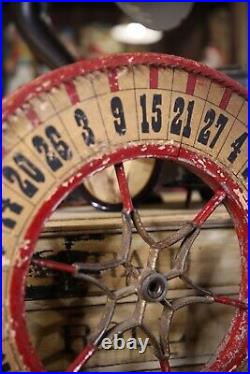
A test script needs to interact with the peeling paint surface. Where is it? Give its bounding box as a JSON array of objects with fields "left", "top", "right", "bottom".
[{"left": 2, "top": 53, "right": 247, "bottom": 372}]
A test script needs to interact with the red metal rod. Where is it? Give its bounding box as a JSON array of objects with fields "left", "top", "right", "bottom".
[
  {"left": 193, "top": 189, "right": 226, "bottom": 226},
  {"left": 114, "top": 162, "right": 133, "bottom": 213},
  {"left": 214, "top": 296, "right": 247, "bottom": 310},
  {"left": 32, "top": 258, "right": 77, "bottom": 274},
  {"left": 66, "top": 344, "right": 96, "bottom": 372},
  {"left": 160, "top": 359, "right": 171, "bottom": 372}
]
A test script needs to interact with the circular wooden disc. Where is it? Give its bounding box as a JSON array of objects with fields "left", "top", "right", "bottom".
[{"left": 2, "top": 53, "right": 247, "bottom": 372}]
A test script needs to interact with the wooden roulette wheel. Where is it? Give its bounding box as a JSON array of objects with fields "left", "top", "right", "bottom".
[{"left": 2, "top": 53, "right": 248, "bottom": 371}]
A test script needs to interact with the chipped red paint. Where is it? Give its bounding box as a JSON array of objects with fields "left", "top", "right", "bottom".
[
  {"left": 193, "top": 189, "right": 226, "bottom": 226},
  {"left": 32, "top": 258, "right": 78, "bottom": 274},
  {"left": 219, "top": 88, "right": 232, "bottom": 110},
  {"left": 66, "top": 344, "right": 96, "bottom": 372},
  {"left": 3, "top": 53, "right": 247, "bottom": 122},
  {"left": 160, "top": 359, "right": 171, "bottom": 372},
  {"left": 114, "top": 162, "right": 133, "bottom": 213},
  {"left": 3, "top": 53, "right": 247, "bottom": 371},
  {"left": 150, "top": 65, "right": 159, "bottom": 89},
  {"left": 9, "top": 144, "right": 247, "bottom": 372},
  {"left": 64, "top": 80, "right": 80, "bottom": 105},
  {"left": 108, "top": 68, "right": 119, "bottom": 92},
  {"left": 214, "top": 296, "right": 247, "bottom": 310},
  {"left": 24, "top": 105, "right": 40, "bottom": 127},
  {"left": 186, "top": 73, "right": 197, "bottom": 95}
]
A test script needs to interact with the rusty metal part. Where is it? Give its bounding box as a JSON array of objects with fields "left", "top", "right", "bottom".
[
  {"left": 139, "top": 272, "right": 168, "bottom": 302},
  {"left": 166, "top": 228, "right": 200, "bottom": 279},
  {"left": 32, "top": 177, "right": 246, "bottom": 371},
  {"left": 76, "top": 212, "right": 132, "bottom": 272},
  {"left": 160, "top": 296, "right": 214, "bottom": 361},
  {"left": 3, "top": 52, "right": 247, "bottom": 372}
]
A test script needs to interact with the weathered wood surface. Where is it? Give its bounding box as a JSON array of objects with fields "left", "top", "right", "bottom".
[
  {"left": 26, "top": 297, "right": 238, "bottom": 371},
  {"left": 42, "top": 204, "right": 232, "bottom": 235}
]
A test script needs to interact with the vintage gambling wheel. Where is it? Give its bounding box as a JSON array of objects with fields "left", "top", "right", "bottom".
[{"left": 2, "top": 53, "right": 248, "bottom": 372}]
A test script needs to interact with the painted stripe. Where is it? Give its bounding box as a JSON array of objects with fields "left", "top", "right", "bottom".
[
  {"left": 64, "top": 81, "right": 80, "bottom": 105},
  {"left": 186, "top": 73, "right": 197, "bottom": 95},
  {"left": 219, "top": 88, "right": 232, "bottom": 110},
  {"left": 24, "top": 106, "right": 40, "bottom": 127},
  {"left": 150, "top": 66, "right": 158, "bottom": 89},
  {"left": 108, "top": 69, "right": 119, "bottom": 92}
]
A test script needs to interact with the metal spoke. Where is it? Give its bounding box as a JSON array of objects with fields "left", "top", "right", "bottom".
[
  {"left": 66, "top": 289, "right": 137, "bottom": 371},
  {"left": 159, "top": 307, "right": 173, "bottom": 366},
  {"left": 132, "top": 299, "right": 147, "bottom": 324},
  {"left": 133, "top": 209, "right": 194, "bottom": 250},
  {"left": 132, "top": 209, "right": 156, "bottom": 246},
  {"left": 75, "top": 258, "right": 124, "bottom": 272},
  {"left": 133, "top": 189, "right": 225, "bottom": 253},
  {"left": 180, "top": 274, "right": 213, "bottom": 296},
  {"left": 66, "top": 301, "right": 115, "bottom": 373},
  {"left": 32, "top": 258, "right": 115, "bottom": 299},
  {"left": 106, "top": 319, "right": 138, "bottom": 339},
  {"left": 166, "top": 228, "right": 200, "bottom": 279},
  {"left": 171, "top": 295, "right": 213, "bottom": 311},
  {"left": 160, "top": 358, "right": 171, "bottom": 372},
  {"left": 146, "top": 246, "right": 160, "bottom": 271},
  {"left": 77, "top": 212, "right": 132, "bottom": 272},
  {"left": 159, "top": 190, "right": 226, "bottom": 281},
  {"left": 75, "top": 273, "right": 115, "bottom": 300},
  {"left": 213, "top": 295, "right": 247, "bottom": 310},
  {"left": 114, "top": 162, "right": 133, "bottom": 213},
  {"left": 140, "top": 324, "right": 164, "bottom": 360},
  {"left": 66, "top": 344, "right": 96, "bottom": 372},
  {"left": 153, "top": 223, "right": 194, "bottom": 250},
  {"left": 29, "top": 171, "right": 238, "bottom": 374},
  {"left": 32, "top": 258, "right": 78, "bottom": 274},
  {"left": 132, "top": 208, "right": 197, "bottom": 275},
  {"left": 114, "top": 285, "right": 136, "bottom": 300},
  {"left": 193, "top": 189, "right": 226, "bottom": 227},
  {"left": 160, "top": 294, "right": 213, "bottom": 372},
  {"left": 90, "top": 299, "right": 117, "bottom": 344}
]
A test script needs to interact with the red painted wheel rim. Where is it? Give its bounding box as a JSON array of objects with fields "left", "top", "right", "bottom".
[
  {"left": 3, "top": 53, "right": 247, "bottom": 124},
  {"left": 9, "top": 144, "right": 247, "bottom": 372}
]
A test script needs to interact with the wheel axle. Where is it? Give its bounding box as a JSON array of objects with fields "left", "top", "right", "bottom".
[{"left": 140, "top": 272, "right": 168, "bottom": 302}]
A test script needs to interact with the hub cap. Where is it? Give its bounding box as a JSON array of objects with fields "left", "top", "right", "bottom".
[{"left": 140, "top": 272, "right": 168, "bottom": 302}]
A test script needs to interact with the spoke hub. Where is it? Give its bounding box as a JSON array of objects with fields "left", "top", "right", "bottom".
[{"left": 140, "top": 272, "right": 168, "bottom": 302}]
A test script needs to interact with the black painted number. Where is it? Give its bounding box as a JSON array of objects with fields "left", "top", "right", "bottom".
[
  {"left": 45, "top": 126, "right": 72, "bottom": 160},
  {"left": 3, "top": 153, "right": 45, "bottom": 198},
  {"left": 111, "top": 97, "right": 126, "bottom": 136},
  {"left": 2, "top": 198, "right": 23, "bottom": 230},
  {"left": 32, "top": 126, "right": 72, "bottom": 172},
  {"left": 241, "top": 166, "right": 248, "bottom": 180},
  {"left": 197, "top": 109, "right": 228, "bottom": 148},
  {"left": 227, "top": 132, "right": 247, "bottom": 163},
  {"left": 75, "top": 108, "right": 95, "bottom": 146},
  {"left": 140, "top": 94, "right": 162, "bottom": 133},
  {"left": 170, "top": 97, "right": 194, "bottom": 138}
]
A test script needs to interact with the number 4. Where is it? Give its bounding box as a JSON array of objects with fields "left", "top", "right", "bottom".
[{"left": 228, "top": 132, "right": 247, "bottom": 163}]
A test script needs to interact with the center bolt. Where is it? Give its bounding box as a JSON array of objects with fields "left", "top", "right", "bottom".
[{"left": 140, "top": 272, "right": 168, "bottom": 302}]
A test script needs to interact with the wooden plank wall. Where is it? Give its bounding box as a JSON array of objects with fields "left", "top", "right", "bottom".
[{"left": 25, "top": 206, "right": 244, "bottom": 371}]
